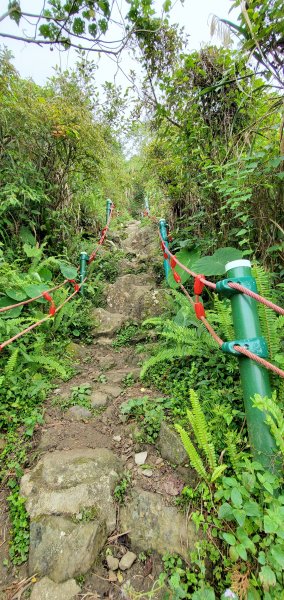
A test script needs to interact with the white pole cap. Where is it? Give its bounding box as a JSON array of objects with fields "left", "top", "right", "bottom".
[{"left": 225, "top": 259, "right": 251, "bottom": 272}]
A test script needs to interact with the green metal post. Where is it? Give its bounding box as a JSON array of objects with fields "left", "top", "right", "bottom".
[
  {"left": 159, "top": 218, "right": 170, "bottom": 280},
  {"left": 106, "top": 199, "right": 112, "bottom": 224},
  {"left": 144, "top": 196, "right": 150, "bottom": 215},
  {"left": 79, "top": 251, "right": 89, "bottom": 295},
  {"left": 223, "top": 259, "right": 277, "bottom": 470}
]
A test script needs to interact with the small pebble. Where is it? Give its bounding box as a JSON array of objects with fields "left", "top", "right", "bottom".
[
  {"left": 155, "top": 457, "right": 164, "bottom": 465},
  {"left": 135, "top": 451, "right": 147, "bottom": 466},
  {"left": 140, "top": 469, "right": 153, "bottom": 478},
  {"left": 113, "top": 435, "right": 122, "bottom": 442},
  {"left": 106, "top": 555, "right": 119, "bottom": 571},
  {"left": 119, "top": 551, "right": 137, "bottom": 571},
  {"left": 108, "top": 570, "right": 117, "bottom": 582}
]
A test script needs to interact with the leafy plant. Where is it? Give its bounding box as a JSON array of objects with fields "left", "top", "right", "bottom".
[
  {"left": 113, "top": 471, "right": 131, "bottom": 504},
  {"left": 121, "top": 396, "right": 172, "bottom": 442},
  {"left": 175, "top": 390, "right": 227, "bottom": 483}
]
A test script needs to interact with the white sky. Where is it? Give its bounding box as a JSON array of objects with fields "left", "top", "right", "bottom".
[{"left": 0, "top": 0, "right": 239, "bottom": 88}]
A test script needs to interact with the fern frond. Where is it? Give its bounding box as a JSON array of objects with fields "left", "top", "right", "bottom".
[
  {"left": 225, "top": 431, "right": 241, "bottom": 473},
  {"left": 140, "top": 345, "right": 195, "bottom": 377},
  {"left": 5, "top": 348, "right": 19, "bottom": 376},
  {"left": 175, "top": 424, "right": 208, "bottom": 481},
  {"left": 211, "top": 464, "right": 227, "bottom": 482},
  {"left": 29, "top": 354, "right": 67, "bottom": 378},
  {"left": 253, "top": 392, "right": 284, "bottom": 456},
  {"left": 187, "top": 389, "right": 217, "bottom": 470},
  {"left": 212, "top": 295, "right": 234, "bottom": 340},
  {"left": 252, "top": 265, "right": 280, "bottom": 358}
]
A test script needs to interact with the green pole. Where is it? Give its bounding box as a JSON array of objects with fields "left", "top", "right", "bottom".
[
  {"left": 106, "top": 199, "right": 112, "bottom": 223},
  {"left": 220, "top": 259, "right": 277, "bottom": 471},
  {"left": 159, "top": 218, "right": 170, "bottom": 280},
  {"left": 144, "top": 196, "right": 150, "bottom": 215},
  {"left": 79, "top": 252, "right": 89, "bottom": 295}
]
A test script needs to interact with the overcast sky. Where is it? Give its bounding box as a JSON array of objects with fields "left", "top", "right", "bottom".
[{"left": 0, "top": 0, "right": 239, "bottom": 88}]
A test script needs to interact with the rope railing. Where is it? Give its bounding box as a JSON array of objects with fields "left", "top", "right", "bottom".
[
  {"left": 0, "top": 200, "right": 114, "bottom": 351},
  {"left": 143, "top": 213, "right": 284, "bottom": 381}
]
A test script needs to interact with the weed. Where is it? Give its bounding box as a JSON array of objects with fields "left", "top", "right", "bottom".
[
  {"left": 120, "top": 396, "right": 172, "bottom": 443},
  {"left": 122, "top": 373, "right": 135, "bottom": 387},
  {"left": 113, "top": 471, "right": 131, "bottom": 504},
  {"left": 60, "top": 384, "right": 92, "bottom": 411},
  {"left": 7, "top": 487, "right": 29, "bottom": 565},
  {"left": 112, "top": 323, "right": 140, "bottom": 348}
]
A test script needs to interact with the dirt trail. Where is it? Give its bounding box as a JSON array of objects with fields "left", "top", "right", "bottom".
[{"left": 1, "top": 220, "right": 195, "bottom": 600}]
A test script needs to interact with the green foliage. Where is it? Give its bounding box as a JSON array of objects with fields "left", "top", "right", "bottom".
[
  {"left": 253, "top": 392, "right": 284, "bottom": 457},
  {"left": 7, "top": 487, "right": 29, "bottom": 565},
  {"left": 120, "top": 396, "right": 172, "bottom": 442},
  {"left": 112, "top": 323, "right": 140, "bottom": 348},
  {"left": 59, "top": 384, "right": 92, "bottom": 411},
  {"left": 113, "top": 471, "right": 131, "bottom": 504},
  {"left": 175, "top": 390, "right": 227, "bottom": 483}
]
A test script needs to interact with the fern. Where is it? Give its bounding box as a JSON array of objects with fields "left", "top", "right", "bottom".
[
  {"left": 175, "top": 389, "right": 226, "bottom": 483},
  {"left": 141, "top": 346, "right": 196, "bottom": 378},
  {"left": 253, "top": 392, "right": 284, "bottom": 456},
  {"left": 29, "top": 354, "right": 67, "bottom": 378},
  {"left": 175, "top": 423, "right": 208, "bottom": 481},
  {"left": 252, "top": 264, "right": 281, "bottom": 359},
  {"left": 5, "top": 348, "right": 19, "bottom": 376},
  {"left": 187, "top": 389, "right": 217, "bottom": 470},
  {"left": 211, "top": 295, "right": 234, "bottom": 340}
]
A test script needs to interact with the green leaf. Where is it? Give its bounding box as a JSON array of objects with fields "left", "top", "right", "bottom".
[
  {"left": 270, "top": 545, "right": 284, "bottom": 568},
  {"left": 38, "top": 267, "right": 53, "bottom": 282},
  {"left": 223, "top": 532, "right": 236, "bottom": 545},
  {"left": 59, "top": 262, "right": 78, "bottom": 280},
  {"left": 232, "top": 508, "right": 246, "bottom": 526},
  {"left": 259, "top": 565, "right": 276, "bottom": 590},
  {"left": 264, "top": 515, "right": 278, "bottom": 534},
  {"left": 243, "top": 501, "right": 261, "bottom": 517},
  {"left": 235, "top": 543, "right": 247, "bottom": 560},
  {"left": 218, "top": 502, "right": 234, "bottom": 520},
  {"left": 191, "top": 247, "right": 243, "bottom": 276},
  {"left": 22, "top": 283, "right": 49, "bottom": 302},
  {"left": 6, "top": 289, "right": 28, "bottom": 301},
  {"left": 0, "top": 296, "right": 23, "bottom": 318},
  {"left": 231, "top": 487, "right": 243, "bottom": 508},
  {"left": 167, "top": 249, "right": 200, "bottom": 289},
  {"left": 20, "top": 226, "right": 36, "bottom": 246}
]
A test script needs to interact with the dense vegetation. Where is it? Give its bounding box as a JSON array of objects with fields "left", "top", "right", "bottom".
[{"left": 0, "top": 0, "right": 284, "bottom": 597}]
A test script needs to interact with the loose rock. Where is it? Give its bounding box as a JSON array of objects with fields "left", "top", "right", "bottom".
[
  {"left": 106, "top": 555, "right": 119, "bottom": 571},
  {"left": 157, "top": 421, "right": 188, "bottom": 465},
  {"left": 30, "top": 576, "right": 80, "bottom": 600},
  {"left": 119, "top": 551, "right": 137, "bottom": 571},
  {"left": 135, "top": 451, "right": 147, "bottom": 466},
  {"left": 91, "top": 391, "right": 108, "bottom": 408}
]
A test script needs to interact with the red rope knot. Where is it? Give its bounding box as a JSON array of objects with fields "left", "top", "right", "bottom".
[
  {"left": 68, "top": 279, "right": 80, "bottom": 292},
  {"left": 194, "top": 302, "right": 206, "bottom": 320},
  {"left": 42, "top": 291, "right": 56, "bottom": 316},
  {"left": 173, "top": 272, "right": 181, "bottom": 283},
  {"left": 163, "top": 252, "right": 168, "bottom": 260},
  {"left": 194, "top": 275, "right": 205, "bottom": 296},
  {"left": 161, "top": 241, "right": 166, "bottom": 251},
  {"left": 170, "top": 256, "right": 177, "bottom": 268}
]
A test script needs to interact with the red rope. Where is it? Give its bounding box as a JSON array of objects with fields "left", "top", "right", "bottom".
[
  {"left": 0, "top": 280, "right": 68, "bottom": 313},
  {"left": 168, "top": 261, "right": 284, "bottom": 378},
  {"left": 228, "top": 282, "right": 284, "bottom": 316},
  {"left": 88, "top": 203, "right": 114, "bottom": 264},
  {"left": 157, "top": 228, "right": 284, "bottom": 314},
  {"left": 0, "top": 281, "right": 84, "bottom": 351}
]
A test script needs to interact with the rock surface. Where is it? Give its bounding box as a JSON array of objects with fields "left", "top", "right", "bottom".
[
  {"left": 157, "top": 421, "right": 188, "bottom": 465},
  {"left": 66, "top": 405, "right": 93, "bottom": 420},
  {"left": 21, "top": 448, "right": 122, "bottom": 581},
  {"left": 120, "top": 489, "right": 198, "bottom": 561},
  {"left": 106, "top": 274, "right": 166, "bottom": 320},
  {"left": 29, "top": 515, "right": 106, "bottom": 582},
  {"left": 119, "top": 551, "right": 137, "bottom": 571},
  {"left": 30, "top": 577, "right": 80, "bottom": 600},
  {"left": 92, "top": 308, "right": 127, "bottom": 336},
  {"left": 106, "top": 555, "right": 119, "bottom": 571},
  {"left": 91, "top": 391, "right": 108, "bottom": 407}
]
